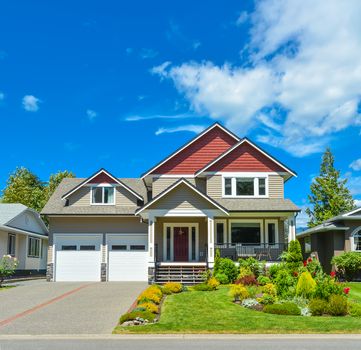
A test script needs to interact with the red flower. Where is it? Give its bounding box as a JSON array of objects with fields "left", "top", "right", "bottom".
[
  {"left": 312, "top": 272, "right": 316, "bottom": 276},
  {"left": 330, "top": 271, "right": 336, "bottom": 278},
  {"left": 307, "top": 257, "right": 313, "bottom": 263},
  {"left": 303, "top": 261, "right": 307, "bottom": 266},
  {"left": 293, "top": 271, "right": 299, "bottom": 277},
  {"left": 344, "top": 287, "right": 350, "bottom": 295}
]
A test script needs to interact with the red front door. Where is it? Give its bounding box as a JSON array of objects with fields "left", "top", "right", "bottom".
[{"left": 173, "top": 227, "right": 189, "bottom": 262}]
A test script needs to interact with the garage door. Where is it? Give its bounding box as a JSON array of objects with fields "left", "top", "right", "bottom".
[
  {"left": 107, "top": 234, "right": 148, "bottom": 281},
  {"left": 55, "top": 234, "right": 102, "bottom": 282}
]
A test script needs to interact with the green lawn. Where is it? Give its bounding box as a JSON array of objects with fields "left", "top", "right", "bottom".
[{"left": 114, "top": 283, "right": 361, "bottom": 334}]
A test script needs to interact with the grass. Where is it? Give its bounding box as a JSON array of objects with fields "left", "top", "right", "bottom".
[
  {"left": 0, "top": 285, "right": 15, "bottom": 291},
  {"left": 114, "top": 283, "right": 361, "bottom": 334}
]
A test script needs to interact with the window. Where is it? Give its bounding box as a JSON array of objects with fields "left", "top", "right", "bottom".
[
  {"left": 91, "top": 186, "right": 115, "bottom": 204},
  {"left": 304, "top": 236, "right": 311, "bottom": 253},
  {"left": 191, "top": 227, "right": 196, "bottom": 260},
  {"left": 223, "top": 176, "right": 267, "bottom": 197},
  {"left": 352, "top": 229, "right": 361, "bottom": 251},
  {"left": 8, "top": 234, "right": 16, "bottom": 256},
  {"left": 61, "top": 245, "right": 77, "bottom": 251},
  {"left": 166, "top": 227, "right": 171, "bottom": 261},
  {"left": 231, "top": 222, "right": 261, "bottom": 244},
  {"left": 267, "top": 223, "right": 276, "bottom": 244},
  {"left": 79, "top": 245, "right": 95, "bottom": 251},
  {"left": 28, "top": 237, "right": 41, "bottom": 257},
  {"left": 130, "top": 245, "right": 146, "bottom": 251},
  {"left": 112, "top": 245, "right": 127, "bottom": 251},
  {"left": 216, "top": 222, "right": 225, "bottom": 244}
]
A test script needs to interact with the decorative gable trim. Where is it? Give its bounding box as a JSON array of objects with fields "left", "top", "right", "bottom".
[
  {"left": 61, "top": 168, "right": 143, "bottom": 201},
  {"left": 194, "top": 138, "right": 297, "bottom": 178},
  {"left": 140, "top": 122, "right": 240, "bottom": 179},
  {"left": 135, "top": 178, "right": 229, "bottom": 215}
]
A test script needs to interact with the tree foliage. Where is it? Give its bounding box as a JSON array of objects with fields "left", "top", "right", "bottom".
[
  {"left": 1, "top": 167, "right": 75, "bottom": 212},
  {"left": 306, "top": 148, "right": 354, "bottom": 227}
]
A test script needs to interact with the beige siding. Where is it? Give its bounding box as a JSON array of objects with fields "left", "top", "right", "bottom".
[
  {"left": 152, "top": 177, "right": 197, "bottom": 197},
  {"left": 148, "top": 183, "right": 216, "bottom": 210},
  {"left": 206, "top": 175, "right": 222, "bottom": 199},
  {"left": 47, "top": 245, "right": 53, "bottom": 264},
  {"left": 115, "top": 187, "right": 139, "bottom": 207},
  {"left": 269, "top": 175, "right": 284, "bottom": 198},
  {"left": 68, "top": 187, "right": 90, "bottom": 206}
]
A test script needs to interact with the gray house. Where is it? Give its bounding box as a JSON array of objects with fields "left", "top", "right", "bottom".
[{"left": 298, "top": 207, "right": 361, "bottom": 272}]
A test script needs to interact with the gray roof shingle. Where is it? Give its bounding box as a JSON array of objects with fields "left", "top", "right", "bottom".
[
  {"left": 0, "top": 203, "right": 28, "bottom": 225},
  {"left": 216, "top": 198, "right": 300, "bottom": 212}
]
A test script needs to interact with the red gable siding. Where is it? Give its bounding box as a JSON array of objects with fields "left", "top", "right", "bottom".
[
  {"left": 151, "top": 126, "right": 238, "bottom": 175},
  {"left": 88, "top": 172, "right": 117, "bottom": 184},
  {"left": 207, "top": 142, "right": 285, "bottom": 173}
]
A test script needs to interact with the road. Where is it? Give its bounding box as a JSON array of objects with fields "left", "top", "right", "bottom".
[{"left": 0, "top": 336, "right": 361, "bottom": 350}]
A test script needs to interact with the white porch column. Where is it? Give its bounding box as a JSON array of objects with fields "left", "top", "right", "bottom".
[
  {"left": 207, "top": 217, "right": 215, "bottom": 267},
  {"left": 148, "top": 218, "right": 155, "bottom": 267},
  {"left": 288, "top": 214, "right": 296, "bottom": 242}
]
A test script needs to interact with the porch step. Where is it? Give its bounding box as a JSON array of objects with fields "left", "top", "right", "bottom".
[{"left": 155, "top": 264, "right": 207, "bottom": 285}]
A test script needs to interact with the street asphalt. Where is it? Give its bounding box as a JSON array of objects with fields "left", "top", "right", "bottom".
[{"left": 0, "top": 280, "right": 146, "bottom": 335}]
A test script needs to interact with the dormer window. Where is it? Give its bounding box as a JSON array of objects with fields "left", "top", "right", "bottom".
[
  {"left": 223, "top": 175, "right": 268, "bottom": 198},
  {"left": 91, "top": 186, "right": 115, "bottom": 204}
]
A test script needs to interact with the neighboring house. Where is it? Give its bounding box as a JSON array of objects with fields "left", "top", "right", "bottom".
[
  {"left": 41, "top": 123, "right": 300, "bottom": 283},
  {"left": 0, "top": 204, "right": 48, "bottom": 275},
  {"left": 298, "top": 207, "right": 361, "bottom": 273}
]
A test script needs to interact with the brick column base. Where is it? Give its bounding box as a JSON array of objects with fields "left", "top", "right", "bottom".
[
  {"left": 46, "top": 263, "right": 54, "bottom": 282},
  {"left": 101, "top": 263, "right": 107, "bottom": 282}
]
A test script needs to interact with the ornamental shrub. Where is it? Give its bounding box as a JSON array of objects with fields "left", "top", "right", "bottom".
[
  {"left": 137, "top": 286, "right": 162, "bottom": 304},
  {"left": 207, "top": 277, "right": 220, "bottom": 290},
  {"left": 313, "top": 275, "right": 343, "bottom": 300},
  {"left": 268, "top": 262, "right": 286, "bottom": 279},
  {"left": 213, "top": 249, "right": 221, "bottom": 275},
  {"left": 214, "top": 273, "right": 229, "bottom": 284},
  {"left": 309, "top": 298, "right": 328, "bottom": 316},
  {"left": 263, "top": 302, "right": 301, "bottom": 316},
  {"left": 349, "top": 302, "right": 361, "bottom": 317},
  {"left": 262, "top": 283, "right": 277, "bottom": 297},
  {"left": 332, "top": 252, "right": 361, "bottom": 281},
  {"left": 274, "top": 269, "right": 295, "bottom": 297},
  {"left": 282, "top": 240, "right": 303, "bottom": 270},
  {"left": 296, "top": 271, "right": 316, "bottom": 298},
  {"left": 257, "top": 294, "right": 276, "bottom": 305},
  {"left": 239, "top": 257, "right": 264, "bottom": 277},
  {"left": 0, "top": 255, "right": 18, "bottom": 286},
  {"left": 119, "top": 310, "right": 156, "bottom": 324},
  {"left": 327, "top": 294, "right": 348, "bottom": 316},
  {"left": 162, "top": 282, "right": 182, "bottom": 294},
  {"left": 229, "top": 284, "right": 249, "bottom": 302},
  {"left": 217, "top": 258, "right": 238, "bottom": 283},
  {"left": 257, "top": 275, "right": 271, "bottom": 286},
  {"left": 238, "top": 266, "right": 253, "bottom": 279},
  {"left": 235, "top": 274, "right": 258, "bottom": 286},
  {"left": 303, "top": 257, "right": 323, "bottom": 277},
  {"left": 137, "top": 302, "right": 159, "bottom": 314}
]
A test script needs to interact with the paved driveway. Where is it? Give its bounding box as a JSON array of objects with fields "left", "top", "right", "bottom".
[{"left": 0, "top": 280, "right": 146, "bottom": 335}]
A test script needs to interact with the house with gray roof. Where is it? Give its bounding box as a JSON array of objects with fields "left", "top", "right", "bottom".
[
  {"left": 0, "top": 203, "right": 48, "bottom": 275},
  {"left": 41, "top": 123, "right": 300, "bottom": 283}
]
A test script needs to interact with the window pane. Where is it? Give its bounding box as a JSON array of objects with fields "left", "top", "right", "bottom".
[
  {"left": 80, "top": 245, "right": 96, "bottom": 251},
  {"left": 231, "top": 223, "right": 260, "bottom": 244},
  {"left": 259, "top": 178, "right": 266, "bottom": 196},
  {"left": 130, "top": 245, "right": 146, "bottom": 251},
  {"left": 112, "top": 245, "right": 127, "bottom": 251},
  {"left": 305, "top": 236, "right": 311, "bottom": 253},
  {"left": 104, "top": 187, "right": 114, "bottom": 203},
  {"left": 8, "top": 234, "right": 16, "bottom": 256},
  {"left": 191, "top": 227, "right": 196, "bottom": 260},
  {"left": 92, "top": 187, "right": 103, "bottom": 203},
  {"left": 224, "top": 178, "right": 232, "bottom": 195},
  {"left": 216, "top": 223, "right": 224, "bottom": 244},
  {"left": 354, "top": 234, "right": 361, "bottom": 251},
  {"left": 268, "top": 223, "right": 276, "bottom": 244},
  {"left": 236, "top": 178, "right": 254, "bottom": 196},
  {"left": 62, "top": 245, "right": 77, "bottom": 251}
]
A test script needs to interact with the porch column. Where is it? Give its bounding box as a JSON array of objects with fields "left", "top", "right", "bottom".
[
  {"left": 148, "top": 218, "right": 156, "bottom": 284},
  {"left": 288, "top": 214, "right": 296, "bottom": 242},
  {"left": 207, "top": 217, "right": 215, "bottom": 267}
]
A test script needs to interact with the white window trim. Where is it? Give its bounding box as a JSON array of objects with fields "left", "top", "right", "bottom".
[
  {"left": 222, "top": 174, "right": 269, "bottom": 198},
  {"left": 214, "top": 219, "right": 227, "bottom": 244},
  {"left": 163, "top": 223, "right": 199, "bottom": 262},
  {"left": 90, "top": 185, "right": 116, "bottom": 205},
  {"left": 228, "top": 219, "right": 264, "bottom": 244},
  {"left": 350, "top": 230, "right": 361, "bottom": 252},
  {"left": 265, "top": 219, "right": 279, "bottom": 245}
]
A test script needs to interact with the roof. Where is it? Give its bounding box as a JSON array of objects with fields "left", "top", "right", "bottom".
[
  {"left": 141, "top": 122, "right": 240, "bottom": 179},
  {"left": 136, "top": 178, "right": 229, "bottom": 215},
  {"left": 195, "top": 138, "right": 297, "bottom": 178},
  {"left": 41, "top": 178, "right": 148, "bottom": 215},
  {"left": 297, "top": 222, "right": 349, "bottom": 238},
  {"left": 0, "top": 203, "right": 28, "bottom": 225},
  {"left": 215, "top": 198, "right": 300, "bottom": 212}
]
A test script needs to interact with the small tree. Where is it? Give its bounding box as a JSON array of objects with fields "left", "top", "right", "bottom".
[
  {"left": 306, "top": 148, "right": 355, "bottom": 227},
  {"left": 45, "top": 170, "right": 75, "bottom": 201},
  {"left": 0, "top": 255, "right": 18, "bottom": 287},
  {"left": 282, "top": 240, "right": 303, "bottom": 269}
]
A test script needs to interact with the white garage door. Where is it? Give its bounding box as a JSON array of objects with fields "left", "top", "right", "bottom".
[
  {"left": 55, "top": 234, "right": 102, "bottom": 282},
  {"left": 107, "top": 234, "right": 148, "bottom": 281}
]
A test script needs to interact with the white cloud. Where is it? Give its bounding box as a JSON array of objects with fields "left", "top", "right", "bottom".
[
  {"left": 236, "top": 11, "right": 249, "bottom": 25},
  {"left": 354, "top": 199, "right": 361, "bottom": 207},
  {"left": 125, "top": 113, "right": 196, "bottom": 122},
  {"left": 153, "top": 0, "right": 361, "bottom": 156},
  {"left": 296, "top": 205, "right": 309, "bottom": 229},
  {"left": 22, "top": 95, "right": 41, "bottom": 112},
  {"left": 350, "top": 158, "right": 361, "bottom": 171},
  {"left": 346, "top": 175, "right": 361, "bottom": 196},
  {"left": 155, "top": 124, "right": 206, "bottom": 136},
  {"left": 86, "top": 109, "right": 97, "bottom": 121}
]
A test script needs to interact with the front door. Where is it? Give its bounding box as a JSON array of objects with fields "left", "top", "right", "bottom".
[{"left": 173, "top": 227, "right": 189, "bottom": 261}]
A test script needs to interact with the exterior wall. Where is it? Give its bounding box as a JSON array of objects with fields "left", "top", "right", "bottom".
[
  {"left": 268, "top": 175, "right": 284, "bottom": 198},
  {"left": 344, "top": 220, "right": 361, "bottom": 251},
  {"left": 115, "top": 187, "right": 139, "bottom": 207},
  {"left": 68, "top": 187, "right": 90, "bottom": 206},
  {"left": 152, "top": 177, "right": 206, "bottom": 197},
  {"left": 206, "top": 175, "right": 222, "bottom": 199},
  {"left": 7, "top": 211, "right": 46, "bottom": 234},
  {"left": 154, "top": 217, "right": 208, "bottom": 262},
  {"left": 0, "top": 230, "right": 8, "bottom": 258}
]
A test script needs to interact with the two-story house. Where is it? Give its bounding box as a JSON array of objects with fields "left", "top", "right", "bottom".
[{"left": 41, "top": 123, "right": 300, "bottom": 283}]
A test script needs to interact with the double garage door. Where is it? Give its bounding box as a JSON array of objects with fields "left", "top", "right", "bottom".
[{"left": 54, "top": 234, "right": 148, "bottom": 282}]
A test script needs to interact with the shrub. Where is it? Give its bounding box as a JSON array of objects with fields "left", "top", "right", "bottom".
[
  {"left": 137, "top": 302, "right": 159, "bottom": 314},
  {"left": 257, "top": 275, "right": 271, "bottom": 286},
  {"left": 137, "top": 286, "right": 162, "bottom": 304},
  {"left": 207, "top": 277, "right": 220, "bottom": 290},
  {"left": 229, "top": 284, "right": 249, "bottom": 302},
  {"left": 217, "top": 258, "right": 238, "bottom": 283},
  {"left": 235, "top": 274, "right": 258, "bottom": 286},
  {"left": 193, "top": 283, "right": 214, "bottom": 291},
  {"left": 162, "top": 282, "right": 182, "bottom": 294},
  {"left": 313, "top": 275, "right": 343, "bottom": 300},
  {"left": 274, "top": 269, "right": 295, "bottom": 297},
  {"left": 309, "top": 298, "right": 328, "bottom": 316},
  {"left": 146, "top": 285, "right": 163, "bottom": 297},
  {"left": 332, "top": 252, "right": 361, "bottom": 281},
  {"left": 327, "top": 294, "right": 348, "bottom": 316},
  {"left": 246, "top": 285, "right": 258, "bottom": 298},
  {"left": 119, "top": 310, "right": 156, "bottom": 324},
  {"left": 238, "top": 266, "right": 253, "bottom": 279},
  {"left": 282, "top": 240, "right": 303, "bottom": 270},
  {"left": 257, "top": 293, "right": 276, "bottom": 305},
  {"left": 239, "top": 257, "right": 264, "bottom": 277},
  {"left": 268, "top": 262, "right": 286, "bottom": 279},
  {"left": 304, "top": 257, "right": 323, "bottom": 277},
  {"left": 241, "top": 298, "right": 262, "bottom": 311},
  {"left": 0, "top": 255, "right": 18, "bottom": 286},
  {"left": 263, "top": 302, "right": 301, "bottom": 316},
  {"left": 349, "top": 302, "right": 361, "bottom": 317},
  {"left": 213, "top": 249, "right": 221, "bottom": 276},
  {"left": 296, "top": 271, "right": 316, "bottom": 298},
  {"left": 215, "top": 273, "right": 229, "bottom": 284},
  {"left": 262, "top": 283, "right": 277, "bottom": 297}
]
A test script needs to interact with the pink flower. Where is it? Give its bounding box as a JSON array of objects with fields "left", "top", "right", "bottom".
[
  {"left": 344, "top": 287, "right": 350, "bottom": 295},
  {"left": 330, "top": 271, "right": 336, "bottom": 278}
]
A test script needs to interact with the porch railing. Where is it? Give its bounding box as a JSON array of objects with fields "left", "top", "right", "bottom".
[{"left": 214, "top": 243, "right": 288, "bottom": 262}]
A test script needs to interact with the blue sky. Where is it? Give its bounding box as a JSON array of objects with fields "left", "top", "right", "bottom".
[{"left": 1, "top": 0, "right": 361, "bottom": 226}]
